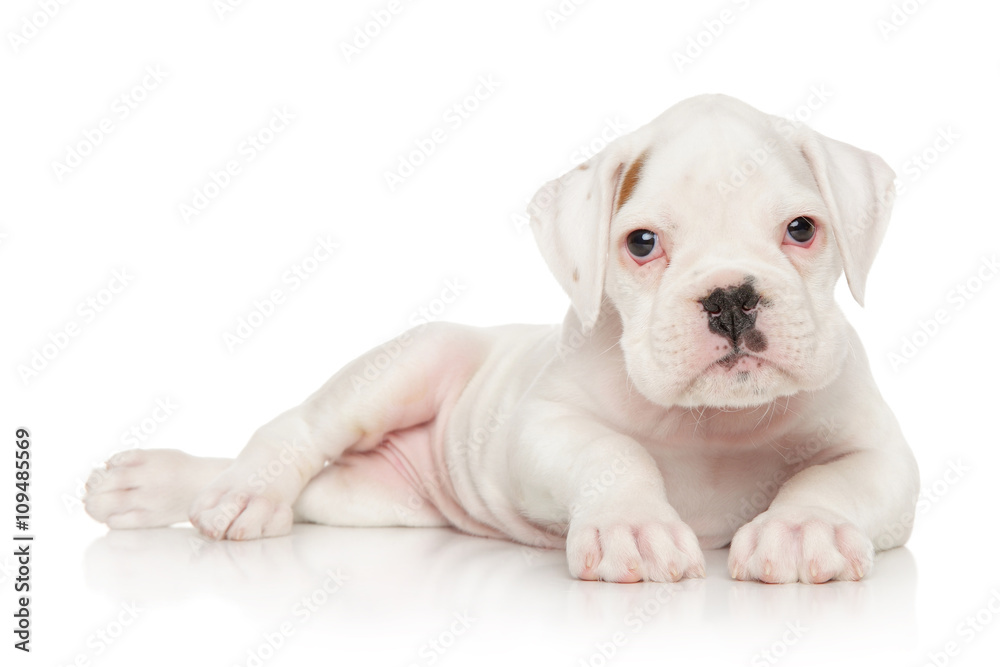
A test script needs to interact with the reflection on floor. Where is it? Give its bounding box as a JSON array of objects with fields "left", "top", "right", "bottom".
[{"left": 83, "top": 523, "right": 919, "bottom": 665}]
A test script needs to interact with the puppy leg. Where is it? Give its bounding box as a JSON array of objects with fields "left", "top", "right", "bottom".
[
  {"left": 84, "top": 448, "right": 447, "bottom": 533},
  {"left": 84, "top": 449, "right": 230, "bottom": 529},
  {"left": 728, "top": 446, "right": 919, "bottom": 583},
  {"left": 293, "top": 452, "right": 448, "bottom": 528},
  {"left": 187, "top": 322, "right": 488, "bottom": 541},
  {"left": 514, "top": 414, "right": 705, "bottom": 583}
]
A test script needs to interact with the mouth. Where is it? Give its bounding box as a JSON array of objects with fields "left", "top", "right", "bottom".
[
  {"left": 715, "top": 351, "right": 770, "bottom": 372},
  {"left": 665, "top": 348, "right": 795, "bottom": 409}
]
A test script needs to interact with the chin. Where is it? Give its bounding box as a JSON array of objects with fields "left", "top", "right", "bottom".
[{"left": 670, "top": 358, "right": 802, "bottom": 409}]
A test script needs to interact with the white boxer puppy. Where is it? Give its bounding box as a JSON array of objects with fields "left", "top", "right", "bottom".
[{"left": 85, "top": 94, "right": 919, "bottom": 584}]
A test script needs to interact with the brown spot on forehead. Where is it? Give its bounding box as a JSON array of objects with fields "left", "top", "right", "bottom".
[{"left": 616, "top": 150, "right": 648, "bottom": 213}]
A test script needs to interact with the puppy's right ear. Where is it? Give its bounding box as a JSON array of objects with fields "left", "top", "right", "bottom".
[{"left": 528, "top": 142, "right": 644, "bottom": 331}]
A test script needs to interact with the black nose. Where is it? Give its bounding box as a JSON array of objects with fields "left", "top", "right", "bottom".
[{"left": 700, "top": 283, "right": 763, "bottom": 348}]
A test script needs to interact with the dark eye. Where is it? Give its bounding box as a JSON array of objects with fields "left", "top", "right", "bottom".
[
  {"left": 626, "top": 229, "right": 658, "bottom": 258},
  {"left": 785, "top": 217, "right": 816, "bottom": 246}
]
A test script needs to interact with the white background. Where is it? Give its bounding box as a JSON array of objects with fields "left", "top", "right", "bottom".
[{"left": 2, "top": 0, "right": 999, "bottom": 665}]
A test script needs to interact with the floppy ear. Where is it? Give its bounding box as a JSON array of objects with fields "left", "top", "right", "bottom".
[
  {"left": 796, "top": 129, "right": 896, "bottom": 306},
  {"left": 528, "top": 143, "right": 643, "bottom": 330}
]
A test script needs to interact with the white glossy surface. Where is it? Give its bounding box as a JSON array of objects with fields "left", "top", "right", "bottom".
[
  {"left": 52, "top": 516, "right": 992, "bottom": 666},
  {"left": 3, "top": 0, "right": 999, "bottom": 665}
]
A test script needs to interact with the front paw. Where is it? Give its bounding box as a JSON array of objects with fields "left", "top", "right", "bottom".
[
  {"left": 728, "top": 507, "right": 874, "bottom": 584},
  {"left": 567, "top": 511, "right": 705, "bottom": 583},
  {"left": 188, "top": 469, "right": 293, "bottom": 541}
]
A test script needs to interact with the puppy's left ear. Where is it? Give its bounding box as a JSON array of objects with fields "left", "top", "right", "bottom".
[
  {"left": 796, "top": 129, "right": 896, "bottom": 306},
  {"left": 528, "top": 141, "right": 642, "bottom": 331}
]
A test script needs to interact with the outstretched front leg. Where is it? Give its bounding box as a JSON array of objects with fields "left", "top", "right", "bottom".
[
  {"left": 84, "top": 449, "right": 230, "bottom": 529},
  {"left": 84, "top": 447, "right": 450, "bottom": 532}
]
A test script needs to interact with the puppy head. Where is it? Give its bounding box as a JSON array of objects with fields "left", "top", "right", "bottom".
[{"left": 529, "top": 94, "right": 895, "bottom": 409}]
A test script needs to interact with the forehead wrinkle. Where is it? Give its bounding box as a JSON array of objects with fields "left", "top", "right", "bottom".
[
  {"left": 650, "top": 119, "right": 777, "bottom": 196},
  {"left": 620, "top": 111, "right": 825, "bottom": 236}
]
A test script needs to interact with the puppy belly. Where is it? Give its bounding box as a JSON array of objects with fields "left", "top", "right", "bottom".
[{"left": 373, "top": 426, "right": 508, "bottom": 540}]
